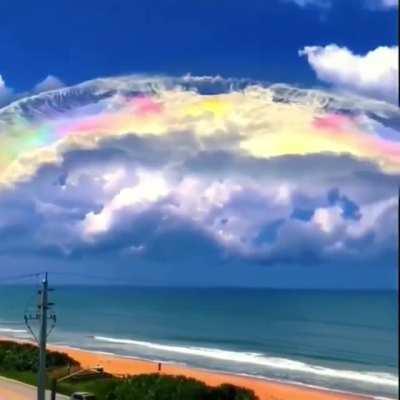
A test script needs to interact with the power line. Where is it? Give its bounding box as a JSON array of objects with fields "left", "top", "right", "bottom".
[
  {"left": 0, "top": 272, "right": 45, "bottom": 284},
  {"left": 1, "top": 271, "right": 137, "bottom": 285},
  {"left": 49, "top": 271, "right": 135, "bottom": 284}
]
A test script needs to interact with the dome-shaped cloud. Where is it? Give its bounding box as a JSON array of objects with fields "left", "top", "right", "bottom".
[{"left": 0, "top": 75, "right": 398, "bottom": 280}]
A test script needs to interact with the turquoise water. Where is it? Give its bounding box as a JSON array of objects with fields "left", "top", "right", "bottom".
[{"left": 0, "top": 286, "right": 398, "bottom": 398}]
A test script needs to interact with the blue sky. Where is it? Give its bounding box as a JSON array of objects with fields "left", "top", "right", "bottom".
[
  {"left": 0, "top": 0, "right": 398, "bottom": 288},
  {"left": 0, "top": 0, "right": 397, "bottom": 91}
]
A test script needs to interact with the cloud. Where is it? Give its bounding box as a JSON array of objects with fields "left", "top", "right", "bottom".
[
  {"left": 285, "top": 0, "right": 398, "bottom": 8},
  {"left": 382, "top": 0, "right": 398, "bottom": 7},
  {"left": 299, "top": 45, "right": 399, "bottom": 103},
  {"left": 0, "top": 74, "right": 13, "bottom": 106},
  {"left": 0, "top": 73, "right": 66, "bottom": 108},
  {"left": 367, "top": 0, "right": 398, "bottom": 9},
  {"left": 0, "top": 133, "right": 398, "bottom": 269},
  {"left": 283, "top": 0, "right": 331, "bottom": 8},
  {"left": 33, "top": 75, "right": 65, "bottom": 93},
  {"left": 1, "top": 76, "right": 399, "bottom": 190},
  {"left": 0, "top": 75, "right": 398, "bottom": 275}
]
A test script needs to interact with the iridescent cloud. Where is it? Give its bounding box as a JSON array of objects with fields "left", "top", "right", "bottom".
[
  {"left": 0, "top": 76, "right": 399, "bottom": 188},
  {"left": 0, "top": 76, "right": 398, "bottom": 270}
]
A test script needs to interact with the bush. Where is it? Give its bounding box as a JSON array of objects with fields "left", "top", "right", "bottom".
[
  {"left": 0, "top": 340, "right": 79, "bottom": 372},
  {"left": 210, "top": 383, "right": 258, "bottom": 400},
  {"left": 105, "top": 374, "right": 258, "bottom": 400}
]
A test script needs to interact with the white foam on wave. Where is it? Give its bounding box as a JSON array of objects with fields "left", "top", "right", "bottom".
[
  {"left": 374, "top": 397, "right": 396, "bottom": 400},
  {"left": 94, "top": 335, "right": 398, "bottom": 388},
  {"left": 0, "top": 328, "right": 27, "bottom": 334}
]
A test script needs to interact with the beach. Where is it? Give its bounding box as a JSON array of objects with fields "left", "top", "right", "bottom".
[
  {"left": 52, "top": 344, "right": 373, "bottom": 400},
  {"left": 0, "top": 336, "right": 371, "bottom": 400}
]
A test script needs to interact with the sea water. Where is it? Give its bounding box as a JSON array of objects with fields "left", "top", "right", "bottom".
[{"left": 0, "top": 286, "right": 397, "bottom": 398}]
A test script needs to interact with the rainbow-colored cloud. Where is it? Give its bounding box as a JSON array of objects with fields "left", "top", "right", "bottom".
[
  {"left": 0, "top": 76, "right": 399, "bottom": 187},
  {"left": 0, "top": 76, "right": 398, "bottom": 270}
]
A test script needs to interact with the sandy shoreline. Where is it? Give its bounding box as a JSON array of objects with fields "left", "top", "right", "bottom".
[{"left": 0, "top": 336, "right": 374, "bottom": 400}]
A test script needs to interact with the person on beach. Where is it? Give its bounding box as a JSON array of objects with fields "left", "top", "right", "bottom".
[{"left": 158, "top": 362, "right": 162, "bottom": 373}]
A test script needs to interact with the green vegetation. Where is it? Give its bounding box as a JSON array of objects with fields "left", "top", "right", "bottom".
[
  {"left": 0, "top": 340, "right": 80, "bottom": 391},
  {"left": 56, "top": 374, "right": 258, "bottom": 400},
  {"left": 0, "top": 341, "right": 258, "bottom": 399},
  {"left": 0, "top": 368, "right": 38, "bottom": 386},
  {"left": 57, "top": 377, "right": 116, "bottom": 398},
  {"left": 0, "top": 340, "right": 79, "bottom": 373},
  {"left": 104, "top": 374, "right": 258, "bottom": 400}
]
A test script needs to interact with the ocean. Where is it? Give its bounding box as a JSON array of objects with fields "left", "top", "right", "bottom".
[{"left": 0, "top": 286, "right": 398, "bottom": 399}]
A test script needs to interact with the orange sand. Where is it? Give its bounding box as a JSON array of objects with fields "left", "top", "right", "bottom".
[{"left": 50, "top": 345, "right": 370, "bottom": 400}]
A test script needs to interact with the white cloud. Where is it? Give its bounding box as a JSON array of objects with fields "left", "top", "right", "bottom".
[
  {"left": 286, "top": 0, "right": 398, "bottom": 8},
  {"left": 381, "top": 0, "right": 398, "bottom": 7},
  {"left": 0, "top": 132, "right": 397, "bottom": 268},
  {"left": 368, "top": 0, "right": 398, "bottom": 9},
  {"left": 284, "top": 0, "right": 330, "bottom": 7},
  {"left": 0, "top": 74, "right": 13, "bottom": 106},
  {"left": 0, "top": 73, "right": 65, "bottom": 107},
  {"left": 33, "top": 75, "right": 65, "bottom": 93},
  {"left": 83, "top": 170, "right": 169, "bottom": 237},
  {"left": 312, "top": 206, "right": 343, "bottom": 233},
  {"left": 299, "top": 44, "right": 399, "bottom": 103}
]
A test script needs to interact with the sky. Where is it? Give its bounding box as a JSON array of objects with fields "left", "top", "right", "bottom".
[
  {"left": 0, "top": 0, "right": 399, "bottom": 288},
  {"left": 0, "top": 0, "right": 397, "bottom": 93}
]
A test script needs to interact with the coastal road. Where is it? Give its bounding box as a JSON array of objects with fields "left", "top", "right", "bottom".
[{"left": 0, "top": 376, "right": 69, "bottom": 400}]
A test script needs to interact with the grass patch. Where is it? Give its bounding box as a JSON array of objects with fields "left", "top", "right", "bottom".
[{"left": 0, "top": 368, "right": 37, "bottom": 386}]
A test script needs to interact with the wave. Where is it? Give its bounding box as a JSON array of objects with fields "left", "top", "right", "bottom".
[
  {"left": 0, "top": 328, "right": 27, "bottom": 334},
  {"left": 374, "top": 397, "right": 396, "bottom": 400},
  {"left": 93, "top": 335, "right": 398, "bottom": 388}
]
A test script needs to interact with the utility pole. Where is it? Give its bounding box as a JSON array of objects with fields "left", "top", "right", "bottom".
[
  {"left": 24, "top": 272, "right": 56, "bottom": 400},
  {"left": 37, "top": 272, "right": 48, "bottom": 400}
]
